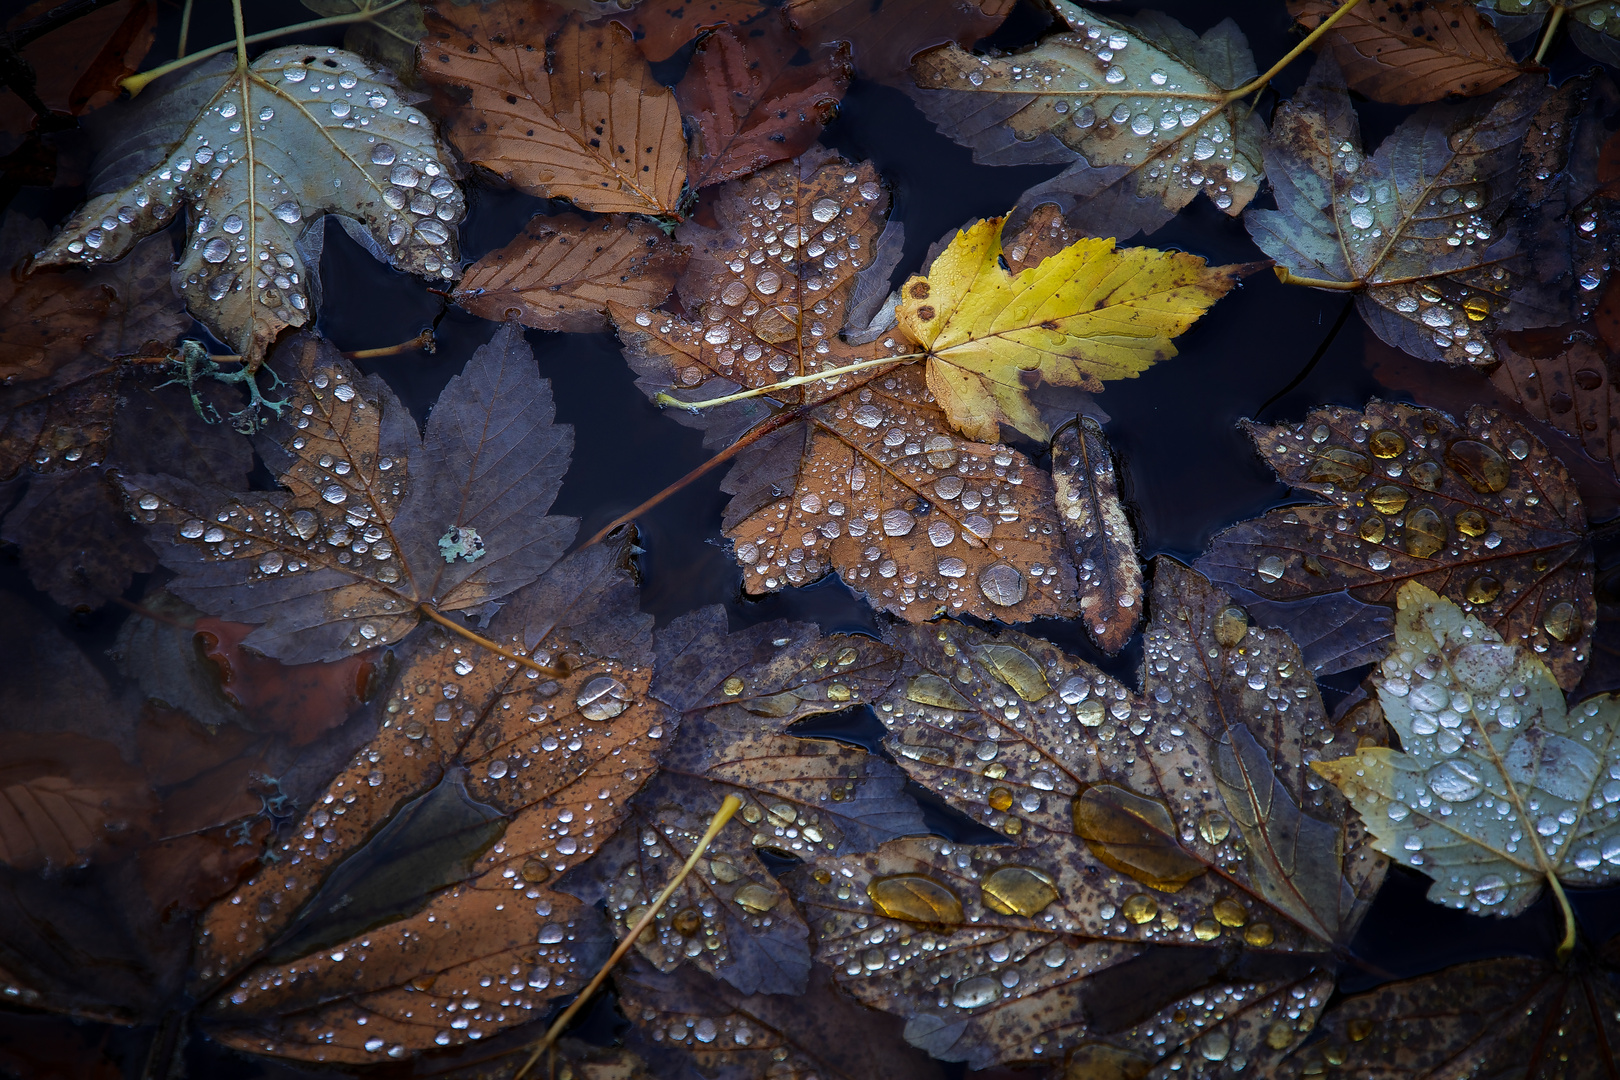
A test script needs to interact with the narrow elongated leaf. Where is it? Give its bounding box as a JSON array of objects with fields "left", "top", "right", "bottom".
[
  {"left": 1197, "top": 400, "right": 1594, "bottom": 690},
  {"left": 1052, "top": 417, "right": 1142, "bottom": 652},
  {"left": 1315, "top": 583, "right": 1620, "bottom": 916}
]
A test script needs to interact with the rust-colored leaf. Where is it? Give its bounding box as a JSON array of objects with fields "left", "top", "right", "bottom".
[
  {"left": 454, "top": 213, "right": 687, "bottom": 333},
  {"left": 198, "top": 539, "right": 667, "bottom": 1064},
  {"left": 422, "top": 3, "right": 687, "bottom": 215},
  {"left": 1491, "top": 326, "right": 1620, "bottom": 486},
  {"left": 606, "top": 0, "right": 767, "bottom": 63},
  {"left": 1052, "top": 416, "right": 1142, "bottom": 653},
  {"left": 785, "top": 0, "right": 1013, "bottom": 80},
  {"left": 0, "top": 733, "right": 153, "bottom": 872},
  {"left": 1197, "top": 401, "right": 1594, "bottom": 690},
  {"left": 1288, "top": 0, "right": 1528, "bottom": 105},
  {"left": 0, "top": 1, "right": 157, "bottom": 150},
  {"left": 676, "top": 20, "right": 853, "bottom": 190},
  {"left": 793, "top": 560, "right": 1386, "bottom": 1069}
]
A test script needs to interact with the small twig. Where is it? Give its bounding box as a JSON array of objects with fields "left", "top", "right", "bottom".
[
  {"left": 654, "top": 353, "right": 922, "bottom": 413},
  {"left": 1534, "top": 3, "right": 1567, "bottom": 65},
  {"left": 344, "top": 328, "right": 436, "bottom": 359},
  {"left": 512, "top": 795, "right": 744, "bottom": 1080},
  {"left": 176, "top": 0, "right": 194, "bottom": 57},
  {"left": 1226, "top": 0, "right": 1366, "bottom": 104},
  {"left": 417, "top": 604, "right": 568, "bottom": 679},
  {"left": 1273, "top": 266, "right": 1363, "bottom": 291}
]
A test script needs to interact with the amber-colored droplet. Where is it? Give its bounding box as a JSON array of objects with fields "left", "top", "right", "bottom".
[
  {"left": 1534, "top": 555, "right": 1549, "bottom": 572},
  {"left": 984, "top": 761, "right": 1007, "bottom": 779},
  {"left": 1445, "top": 439, "right": 1511, "bottom": 493},
  {"left": 1324, "top": 1044, "right": 1348, "bottom": 1066},
  {"left": 1408, "top": 461, "right": 1442, "bottom": 490},
  {"left": 722, "top": 676, "right": 745, "bottom": 696},
  {"left": 906, "top": 673, "right": 972, "bottom": 710},
  {"left": 409, "top": 974, "right": 438, "bottom": 992},
  {"left": 1266, "top": 1022, "right": 1295, "bottom": 1051},
  {"left": 1358, "top": 516, "right": 1385, "bottom": 544},
  {"left": 1243, "top": 922, "right": 1275, "bottom": 946},
  {"left": 976, "top": 643, "right": 1049, "bottom": 701},
  {"left": 673, "top": 908, "right": 702, "bottom": 935},
  {"left": 812, "top": 867, "right": 832, "bottom": 885},
  {"left": 1192, "top": 918, "right": 1221, "bottom": 941},
  {"left": 1197, "top": 810, "right": 1230, "bottom": 844},
  {"left": 836, "top": 647, "right": 858, "bottom": 666},
  {"left": 1003, "top": 818, "right": 1023, "bottom": 836},
  {"left": 1303, "top": 554, "right": 1329, "bottom": 578},
  {"left": 1454, "top": 509, "right": 1486, "bottom": 537},
  {"left": 733, "top": 883, "right": 778, "bottom": 914},
  {"left": 1122, "top": 893, "right": 1158, "bottom": 924},
  {"left": 868, "top": 875, "right": 964, "bottom": 928},
  {"left": 1369, "top": 429, "right": 1406, "bottom": 458},
  {"left": 1544, "top": 601, "right": 1580, "bottom": 642},
  {"left": 521, "top": 858, "right": 551, "bottom": 884},
  {"left": 1404, "top": 506, "right": 1445, "bottom": 558},
  {"left": 1306, "top": 446, "right": 1372, "bottom": 488},
  {"left": 1465, "top": 575, "right": 1502, "bottom": 605},
  {"left": 1158, "top": 909, "right": 1180, "bottom": 930},
  {"left": 1074, "top": 785, "right": 1206, "bottom": 892},
  {"left": 1463, "top": 296, "right": 1490, "bottom": 322},
  {"left": 986, "top": 787, "right": 1013, "bottom": 811},
  {"left": 827, "top": 682, "right": 851, "bottom": 702},
  {"left": 1212, "top": 897, "right": 1248, "bottom": 926},
  {"left": 981, "top": 866, "right": 1060, "bottom": 917},
  {"left": 1213, "top": 605, "right": 1248, "bottom": 647},
  {"left": 741, "top": 802, "right": 763, "bottom": 823},
  {"left": 1367, "top": 485, "right": 1409, "bottom": 515},
  {"left": 1064, "top": 1044, "right": 1153, "bottom": 1080},
  {"left": 1347, "top": 1018, "right": 1374, "bottom": 1042},
  {"left": 709, "top": 858, "right": 741, "bottom": 883}
]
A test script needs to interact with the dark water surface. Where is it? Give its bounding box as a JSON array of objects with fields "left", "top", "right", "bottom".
[{"left": 3, "top": 0, "right": 1620, "bottom": 1075}]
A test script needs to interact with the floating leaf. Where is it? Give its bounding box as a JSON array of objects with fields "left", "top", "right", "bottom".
[
  {"left": 908, "top": 2, "right": 1265, "bottom": 228},
  {"left": 121, "top": 325, "right": 575, "bottom": 663},
  {"left": 1197, "top": 400, "right": 1594, "bottom": 690},
  {"left": 0, "top": 734, "right": 154, "bottom": 872},
  {"left": 1480, "top": 0, "right": 1620, "bottom": 66},
  {"left": 1315, "top": 583, "right": 1620, "bottom": 917},
  {"left": 895, "top": 215, "right": 1254, "bottom": 441},
  {"left": 35, "top": 47, "right": 463, "bottom": 368},
  {"left": 197, "top": 540, "right": 662, "bottom": 1064},
  {"left": 1052, "top": 416, "right": 1142, "bottom": 652},
  {"left": 794, "top": 560, "right": 1385, "bottom": 1068},
  {"left": 300, "top": 0, "right": 427, "bottom": 81},
  {"left": 1491, "top": 324, "right": 1620, "bottom": 486},
  {"left": 1246, "top": 55, "right": 1542, "bottom": 366},
  {"left": 453, "top": 213, "right": 688, "bottom": 333},
  {"left": 676, "top": 20, "right": 853, "bottom": 190},
  {"left": 422, "top": 4, "right": 686, "bottom": 215},
  {"left": 1288, "top": 0, "right": 1527, "bottom": 105}
]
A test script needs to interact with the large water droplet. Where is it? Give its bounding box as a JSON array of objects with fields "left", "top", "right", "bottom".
[
  {"left": 1445, "top": 439, "right": 1510, "bottom": 493},
  {"left": 272, "top": 201, "right": 302, "bottom": 224},
  {"left": 811, "top": 198, "right": 840, "bottom": 223},
  {"left": 980, "top": 866, "right": 1059, "bottom": 916},
  {"left": 867, "top": 875, "right": 964, "bottom": 928},
  {"left": 577, "top": 675, "right": 631, "bottom": 720},
  {"left": 978, "top": 563, "right": 1026, "bottom": 606},
  {"left": 202, "top": 237, "right": 231, "bottom": 263}
]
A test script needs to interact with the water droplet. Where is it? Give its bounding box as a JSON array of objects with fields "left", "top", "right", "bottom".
[
  {"left": 1445, "top": 439, "right": 1510, "bottom": 493},
  {"left": 978, "top": 563, "right": 1026, "bottom": 606},
  {"left": 577, "top": 675, "right": 630, "bottom": 720},
  {"left": 1427, "top": 760, "right": 1483, "bottom": 802},
  {"left": 415, "top": 220, "right": 450, "bottom": 245},
  {"left": 1359, "top": 516, "right": 1386, "bottom": 544},
  {"left": 1199, "top": 811, "right": 1231, "bottom": 844},
  {"left": 180, "top": 519, "right": 206, "bottom": 538},
  {"left": 221, "top": 214, "right": 243, "bottom": 234},
  {"left": 980, "top": 866, "right": 1059, "bottom": 917},
  {"left": 951, "top": 975, "right": 998, "bottom": 1009},
  {"left": 1212, "top": 897, "right": 1247, "bottom": 926},
  {"left": 1256, "top": 555, "right": 1285, "bottom": 582},
  {"left": 1121, "top": 894, "right": 1157, "bottom": 924},
  {"left": 1369, "top": 485, "right": 1408, "bottom": 514},
  {"left": 322, "top": 483, "right": 347, "bottom": 505},
  {"left": 1369, "top": 429, "right": 1405, "bottom": 458},
  {"left": 867, "top": 875, "right": 964, "bottom": 927},
  {"left": 1242, "top": 922, "right": 1275, "bottom": 946},
  {"left": 1465, "top": 575, "right": 1502, "bottom": 604},
  {"left": 1544, "top": 601, "right": 1580, "bottom": 642},
  {"left": 811, "top": 198, "right": 840, "bottom": 223},
  {"left": 330, "top": 100, "right": 351, "bottom": 119},
  {"left": 754, "top": 270, "right": 781, "bottom": 295},
  {"left": 734, "top": 883, "right": 778, "bottom": 913},
  {"left": 1349, "top": 205, "right": 1374, "bottom": 229},
  {"left": 1307, "top": 446, "right": 1372, "bottom": 487},
  {"left": 258, "top": 551, "right": 284, "bottom": 574},
  {"left": 1404, "top": 507, "right": 1445, "bottom": 559},
  {"left": 202, "top": 238, "right": 231, "bottom": 263},
  {"left": 258, "top": 106, "right": 274, "bottom": 121},
  {"left": 906, "top": 674, "right": 972, "bottom": 710},
  {"left": 976, "top": 643, "right": 1048, "bottom": 701},
  {"left": 272, "top": 201, "right": 302, "bottom": 224},
  {"left": 488, "top": 760, "right": 508, "bottom": 779},
  {"left": 1454, "top": 510, "right": 1486, "bottom": 538},
  {"left": 882, "top": 508, "right": 915, "bottom": 536},
  {"left": 283, "top": 67, "right": 306, "bottom": 84}
]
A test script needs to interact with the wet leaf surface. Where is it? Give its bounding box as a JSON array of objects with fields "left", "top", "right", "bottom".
[
  {"left": 1198, "top": 400, "right": 1595, "bottom": 690},
  {"left": 608, "top": 0, "right": 768, "bottom": 64},
  {"left": 300, "top": 0, "right": 427, "bottom": 81},
  {"left": 1051, "top": 416, "right": 1141, "bottom": 653},
  {"left": 1480, "top": 1, "right": 1620, "bottom": 66}
]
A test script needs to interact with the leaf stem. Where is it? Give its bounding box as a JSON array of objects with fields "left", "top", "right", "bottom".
[
  {"left": 1225, "top": 0, "right": 1366, "bottom": 104},
  {"left": 230, "top": 0, "right": 248, "bottom": 71},
  {"left": 1534, "top": 3, "right": 1567, "bottom": 65},
  {"left": 1274, "top": 266, "right": 1363, "bottom": 291},
  {"left": 578, "top": 404, "right": 808, "bottom": 548},
  {"left": 512, "top": 795, "right": 744, "bottom": 1080},
  {"left": 417, "top": 604, "right": 568, "bottom": 679},
  {"left": 654, "top": 353, "right": 923, "bottom": 413},
  {"left": 1547, "top": 871, "right": 1578, "bottom": 963},
  {"left": 120, "top": 0, "right": 413, "bottom": 96},
  {"left": 177, "top": 0, "right": 194, "bottom": 57},
  {"left": 205, "top": 330, "right": 436, "bottom": 364}
]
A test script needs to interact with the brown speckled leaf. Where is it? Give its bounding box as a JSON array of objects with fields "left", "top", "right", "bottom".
[
  {"left": 423, "top": 5, "right": 686, "bottom": 215},
  {"left": 453, "top": 213, "right": 687, "bottom": 333},
  {"left": 197, "top": 540, "right": 664, "bottom": 1064},
  {"left": 1197, "top": 400, "right": 1594, "bottom": 690},
  {"left": 792, "top": 559, "right": 1385, "bottom": 1070},
  {"left": 606, "top": 0, "right": 766, "bottom": 63},
  {"left": 1052, "top": 417, "right": 1141, "bottom": 653},
  {"left": 786, "top": 0, "right": 1013, "bottom": 81}
]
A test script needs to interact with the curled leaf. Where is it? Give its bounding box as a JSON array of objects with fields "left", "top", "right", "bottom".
[{"left": 1052, "top": 416, "right": 1142, "bottom": 652}]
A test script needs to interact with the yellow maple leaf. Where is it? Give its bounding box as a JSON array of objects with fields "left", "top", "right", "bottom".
[{"left": 896, "top": 217, "right": 1259, "bottom": 441}]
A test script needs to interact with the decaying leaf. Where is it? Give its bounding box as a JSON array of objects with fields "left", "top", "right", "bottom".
[
  {"left": 1289, "top": 0, "right": 1527, "bottom": 105},
  {"left": 197, "top": 539, "right": 663, "bottom": 1063},
  {"left": 607, "top": 0, "right": 767, "bottom": 63},
  {"left": 34, "top": 47, "right": 463, "bottom": 368},
  {"left": 676, "top": 20, "right": 853, "bottom": 191},
  {"left": 0, "top": 0, "right": 157, "bottom": 152},
  {"left": 422, "top": 4, "right": 686, "bottom": 216},
  {"left": 0, "top": 733, "right": 154, "bottom": 872},
  {"left": 1491, "top": 323, "right": 1620, "bottom": 485},
  {"left": 895, "top": 215, "right": 1254, "bottom": 441},
  {"left": 1479, "top": 0, "right": 1620, "bottom": 66},
  {"left": 1275, "top": 951, "right": 1620, "bottom": 1079},
  {"left": 453, "top": 214, "right": 688, "bottom": 333},
  {"left": 908, "top": 1, "right": 1266, "bottom": 231},
  {"left": 121, "top": 325, "right": 576, "bottom": 663},
  {"left": 1198, "top": 400, "right": 1595, "bottom": 691},
  {"left": 565, "top": 607, "right": 918, "bottom": 995},
  {"left": 794, "top": 560, "right": 1385, "bottom": 1069},
  {"left": 1315, "top": 583, "right": 1620, "bottom": 916},
  {"left": 1246, "top": 55, "right": 1542, "bottom": 367},
  {"left": 786, "top": 0, "right": 1014, "bottom": 81},
  {"left": 300, "top": 0, "right": 427, "bottom": 81},
  {"left": 1052, "top": 417, "right": 1141, "bottom": 653}
]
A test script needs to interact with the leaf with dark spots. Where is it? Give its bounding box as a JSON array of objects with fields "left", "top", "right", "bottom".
[
  {"left": 1491, "top": 325, "right": 1620, "bottom": 487},
  {"left": 605, "top": 0, "right": 768, "bottom": 63},
  {"left": 1196, "top": 400, "right": 1594, "bottom": 690},
  {"left": 785, "top": 0, "right": 1014, "bottom": 81},
  {"left": 676, "top": 20, "right": 853, "bottom": 190},
  {"left": 1052, "top": 416, "right": 1141, "bottom": 653}
]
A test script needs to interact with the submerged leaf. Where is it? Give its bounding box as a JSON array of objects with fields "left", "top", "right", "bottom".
[
  {"left": 1314, "top": 583, "right": 1620, "bottom": 916},
  {"left": 0, "top": 734, "right": 154, "bottom": 872},
  {"left": 786, "top": 0, "right": 1013, "bottom": 81},
  {"left": 121, "top": 325, "right": 575, "bottom": 663},
  {"left": 300, "top": 0, "right": 426, "bottom": 81},
  {"left": 1198, "top": 400, "right": 1594, "bottom": 690},
  {"left": 795, "top": 560, "right": 1384, "bottom": 1068},
  {"left": 35, "top": 48, "right": 463, "bottom": 368},
  {"left": 1245, "top": 55, "right": 1542, "bottom": 366},
  {"left": 607, "top": 0, "right": 768, "bottom": 63},
  {"left": 423, "top": 4, "right": 686, "bottom": 215},
  {"left": 1479, "top": 1, "right": 1620, "bottom": 66},
  {"left": 1052, "top": 417, "right": 1142, "bottom": 653}
]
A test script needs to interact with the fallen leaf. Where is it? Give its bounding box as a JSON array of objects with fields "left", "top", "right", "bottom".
[
  {"left": 197, "top": 539, "right": 662, "bottom": 1064},
  {"left": 1245, "top": 55, "right": 1542, "bottom": 367},
  {"left": 0, "top": 0, "right": 157, "bottom": 152},
  {"left": 1315, "top": 582, "right": 1620, "bottom": 916},
  {"left": 606, "top": 0, "right": 768, "bottom": 63},
  {"left": 1277, "top": 951, "right": 1620, "bottom": 1079},
  {"left": 1479, "top": 0, "right": 1620, "bottom": 67},
  {"left": 120, "top": 325, "right": 576, "bottom": 663},
  {"left": 34, "top": 46, "right": 464, "bottom": 368},
  {"left": 786, "top": 0, "right": 1013, "bottom": 81},
  {"left": 1491, "top": 325, "right": 1620, "bottom": 486},
  {"left": 676, "top": 20, "right": 852, "bottom": 190},
  {"left": 300, "top": 0, "right": 427, "bottom": 81},
  {"left": 907, "top": 2, "right": 1266, "bottom": 230},
  {"left": 422, "top": 4, "right": 686, "bottom": 216},
  {"left": 895, "top": 215, "right": 1254, "bottom": 441},
  {"left": 0, "top": 733, "right": 154, "bottom": 872},
  {"left": 564, "top": 607, "right": 919, "bottom": 994},
  {"left": 453, "top": 213, "right": 687, "bottom": 333},
  {"left": 1052, "top": 416, "right": 1142, "bottom": 653},
  {"left": 1197, "top": 400, "right": 1595, "bottom": 691},
  {"left": 193, "top": 616, "right": 377, "bottom": 744},
  {"left": 1288, "top": 0, "right": 1527, "bottom": 105},
  {"left": 793, "top": 560, "right": 1385, "bottom": 1068}
]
